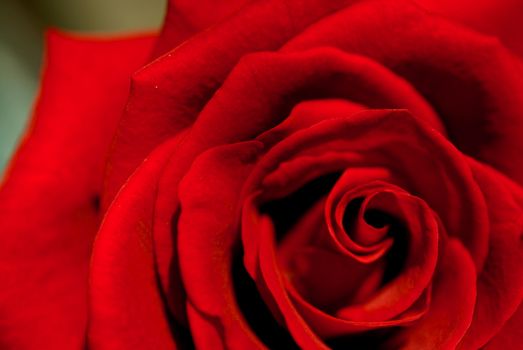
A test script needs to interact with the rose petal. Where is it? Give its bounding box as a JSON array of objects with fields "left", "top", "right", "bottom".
[
  {"left": 185, "top": 303, "right": 228, "bottom": 349},
  {"left": 285, "top": 0, "right": 523, "bottom": 184},
  {"left": 244, "top": 197, "right": 431, "bottom": 338},
  {"left": 390, "top": 238, "right": 476, "bottom": 349},
  {"left": 88, "top": 139, "right": 180, "bottom": 350},
  {"left": 484, "top": 303, "right": 523, "bottom": 349},
  {"left": 274, "top": 197, "right": 385, "bottom": 310},
  {"left": 155, "top": 49, "right": 439, "bottom": 219},
  {"left": 0, "top": 30, "right": 154, "bottom": 349},
  {"left": 415, "top": 0, "right": 523, "bottom": 57},
  {"left": 332, "top": 188, "right": 439, "bottom": 324},
  {"left": 154, "top": 0, "right": 253, "bottom": 56},
  {"left": 244, "top": 176, "right": 438, "bottom": 339},
  {"left": 457, "top": 160, "right": 523, "bottom": 349},
  {"left": 257, "top": 99, "right": 365, "bottom": 146},
  {"left": 255, "top": 217, "right": 331, "bottom": 349},
  {"left": 103, "top": 0, "right": 396, "bottom": 207},
  {"left": 149, "top": 47, "right": 437, "bottom": 313},
  {"left": 177, "top": 141, "right": 266, "bottom": 349},
  {"left": 244, "top": 109, "right": 488, "bottom": 269},
  {"left": 242, "top": 110, "right": 478, "bottom": 342},
  {"left": 188, "top": 48, "right": 439, "bottom": 150}
]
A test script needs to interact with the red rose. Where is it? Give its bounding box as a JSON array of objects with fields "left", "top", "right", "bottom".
[{"left": 1, "top": 0, "right": 522, "bottom": 349}]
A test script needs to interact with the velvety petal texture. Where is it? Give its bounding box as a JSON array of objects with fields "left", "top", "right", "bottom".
[
  {"left": 174, "top": 110, "right": 485, "bottom": 348},
  {"left": 0, "top": 31, "right": 155, "bottom": 349},
  {"left": 153, "top": 0, "right": 253, "bottom": 56},
  {"left": 415, "top": 0, "right": 523, "bottom": 57},
  {"left": 103, "top": 0, "right": 362, "bottom": 208},
  {"left": 89, "top": 139, "right": 180, "bottom": 350},
  {"left": 2, "top": 0, "right": 523, "bottom": 348}
]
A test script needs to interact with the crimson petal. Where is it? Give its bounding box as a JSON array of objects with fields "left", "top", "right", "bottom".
[
  {"left": 458, "top": 160, "right": 523, "bottom": 349},
  {"left": 285, "top": 0, "right": 523, "bottom": 184},
  {"left": 89, "top": 139, "right": 179, "bottom": 350},
  {"left": 0, "top": 31, "right": 155, "bottom": 349}
]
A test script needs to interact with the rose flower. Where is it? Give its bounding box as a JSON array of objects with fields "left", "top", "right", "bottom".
[{"left": 1, "top": 0, "right": 522, "bottom": 349}]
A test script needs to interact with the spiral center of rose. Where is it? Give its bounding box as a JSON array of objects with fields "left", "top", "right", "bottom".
[
  {"left": 270, "top": 179, "right": 423, "bottom": 314},
  {"left": 230, "top": 112, "right": 454, "bottom": 342}
]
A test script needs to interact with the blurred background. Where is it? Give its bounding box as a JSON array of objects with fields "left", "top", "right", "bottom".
[{"left": 0, "top": 0, "right": 166, "bottom": 170}]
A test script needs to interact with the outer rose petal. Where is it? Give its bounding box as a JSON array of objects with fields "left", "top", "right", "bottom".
[
  {"left": 284, "top": 0, "right": 523, "bottom": 184},
  {"left": 415, "top": 0, "right": 523, "bottom": 57},
  {"left": 0, "top": 31, "right": 155, "bottom": 349},
  {"left": 154, "top": 0, "right": 253, "bottom": 55},
  {"left": 167, "top": 0, "right": 252, "bottom": 30},
  {"left": 104, "top": 0, "right": 360, "bottom": 208},
  {"left": 458, "top": 160, "right": 523, "bottom": 349},
  {"left": 89, "top": 139, "right": 180, "bottom": 350},
  {"left": 484, "top": 304, "right": 523, "bottom": 349}
]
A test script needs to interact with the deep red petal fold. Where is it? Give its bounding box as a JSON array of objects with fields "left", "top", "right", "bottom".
[
  {"left": 415, "top": 0, "right": 523, "bottom": 57},
  {"left": 104, "top": 0, "right": 360, "bottom": 207},
  {"left": 484, "top": 304, "right": 523, "bottom": 350},
  {"left": 284, "top": 0, "right": 523, "bottom": 184},
  {"left": 177, "top": 142, "right": 266, "bottom": 349},
  {"left": 458, "top": 160, "right": 523, "bottom": 349},
  {"left": 391, "top": 239, "right": 476, "bottom": 350},
  {"left": 89, "top": 140, "right": 179, "bottom": 350}
]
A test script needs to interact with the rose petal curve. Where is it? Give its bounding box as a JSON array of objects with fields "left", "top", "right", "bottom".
[{"left": 0, "top": 30, "right": 155, "bottom": 350}]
